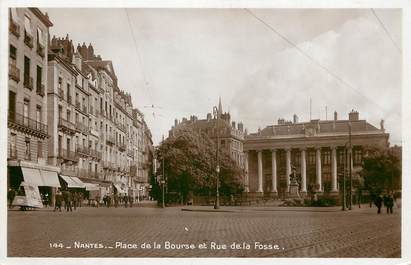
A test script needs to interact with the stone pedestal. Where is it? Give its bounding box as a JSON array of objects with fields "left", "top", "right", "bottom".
[{"left": 288, "top": 183, "right": 300, "bottom": 199}]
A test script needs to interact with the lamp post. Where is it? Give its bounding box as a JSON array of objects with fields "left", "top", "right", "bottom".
[
  {"left": 213, "top": 106, "right": 220, "bottom": 210},
  {"left": 348, "top": 122, "right": 352, "bottom": 210}
]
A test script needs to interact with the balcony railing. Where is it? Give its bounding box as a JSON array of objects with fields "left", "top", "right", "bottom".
[
  {"left": 8, "top": 111, "right": 48, "bottom": 137},
  {"left": 9, "top": 62, "right": 20, "bottom": 83},
  {"left": 127, "top": 149, "right": 134, "bottom": 158},
  {"left": 67, "top": 95, "right": 72, "bottom": 104},
  {"left": 75, "top": 101, "right": 81, "bottom": 110},
  {"left": 24, "top": 31, "right": 33, "bottom": 48},
  {"left": 82, "top": 106, "right": 87, "bottom": 114},
  {"left": 58, "top": 118, "right": 76, "bottom": 134},
  {"left": 37, "top": 43, "right": 45, "bottom": 58},
  {"left": 23, "top": 75, "right": 33, "bottom": 90},
  {"left": 89, "top": 149, "right": 102, "bottom": 160},
  {"left": 118, "top": 143, "right": 126, "bottom": 152},
  {"left": 36, "top": 83, "right": 45, "bottom": 97},
  {"left": 58, "top": 148, "right": 78, "bottom": 162},
  {"left": 9, "top": 20, "right": 20, "bottom": 38},
  {"left": 76, "top": 145, "right": 90, "bottom": 156},
  {"left": 105, "top": 134, "right": 115, "bottom": 145},
  {"left": 75, "top": 122, "right": 89, "bottom": 134},
  {"left": 89, "top": 106, "right": 94, "bottom": 116},
  {"left": 58, "top": 88, "right": 64, "bottom": 98}
]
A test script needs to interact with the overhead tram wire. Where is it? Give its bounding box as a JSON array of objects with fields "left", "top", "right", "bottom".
[
  {"left": 244, "top": 8, "right": 399, "bottom": 119},
  {"left": 124, "top": 9, "right": 155, "bottom": 116},
  {"left": 370, "top": 8, "right": 402, "bottom": 54}
]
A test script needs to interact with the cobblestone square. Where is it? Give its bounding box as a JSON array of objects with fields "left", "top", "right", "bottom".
[{"left": 7, "top": 205, "right": 401, "bottom": 257}]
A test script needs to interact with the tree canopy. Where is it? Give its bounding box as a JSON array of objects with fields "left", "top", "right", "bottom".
[
  {"left": 360, "top": 146, "right": 401, "bottom": 197},
  {"left": 155, "top": 128, "right": 244, "bottom": 202}
]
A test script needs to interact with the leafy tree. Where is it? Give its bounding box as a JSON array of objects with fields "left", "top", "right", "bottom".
[
  {"left": 360, "top": 146, "right": 401, "bottom": 198},
  {"left": 156, "top": 128, "right": 244, "bottom": 203}
]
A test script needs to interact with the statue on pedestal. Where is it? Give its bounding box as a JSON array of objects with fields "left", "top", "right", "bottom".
[{"left": 288, "top": 166, "right": 300, "bottom": 199}]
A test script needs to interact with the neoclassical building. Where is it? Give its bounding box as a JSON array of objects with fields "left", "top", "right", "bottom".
[{"left": 243, "top": 110, "right": 389, "bottom": 198}]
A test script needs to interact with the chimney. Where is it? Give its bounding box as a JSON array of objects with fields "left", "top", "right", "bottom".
[
  {"left": 334, "top": 111, "right": 338, "bottom": 121},
  {"left": 278, "top": 118, "right": 285, "bottom": 125},
  {"left": 73, "top": 53, "right": 82, "bottom": 71},
  {"left": 207, "top": 113, "right": 211, "bottom": 121},
  {"left": 232, "top": 121, "right": 236, "bottom": 128},
  {"left": 237, "top": 122, "right": 243, "bottom": 132},
  {"left": 349, "top": 110, "right": 359, "bottom": 121},
  {"left": 293, "top": 114, "right": 298, "bottom": 124},
  {"left": 174, "top": 119, "right": 178, "bottom": 127}
]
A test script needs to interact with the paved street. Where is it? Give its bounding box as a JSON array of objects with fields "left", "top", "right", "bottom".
[{"left": 8, "top": 204, "right": 401, "bottom": 257}]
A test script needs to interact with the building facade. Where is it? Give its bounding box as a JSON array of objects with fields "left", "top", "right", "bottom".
[
  {"left": 7, "top": 8, "right": 61, "bottom": 205},
  {"left": 168, "top": 99, "right": 245, "bottom": 169},
  {"left": 243, "top": 111, "right": 389, "bottom": 198}
]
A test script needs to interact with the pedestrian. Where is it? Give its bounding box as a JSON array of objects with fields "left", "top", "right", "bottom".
[
  {"left": 62, "top": 190, "right": 69, "bottom": 211},
  {"left": 386, "top": 193, "right": 394, "bottom": 214},
  {"left": 114, "top": 194, "right": 119, "bottom": 208},
  {"left": 107, "top": 195, "right": 112, "bottom": 208},
  {"left": 72, "top": 192, "right": 77, "bottom": 210},
  {"left": 96, "top": 195, "right": 100, "bottom": 208},
  {"left": 8, "top": 188, "right": 16, "bottom": 209},
  {"left": 67, "top": 191, "right": 73, "bottom": 212},
  {"left": 129, "top": 195, "right": 133, "bottom": 208},
  {"left": 54, "top": 189, "right": 63, "bottom": 212},
  {"left": 374, "top": 194, "right": 383, "bottom": 214},
  {"left": 124, "top": 195, "right": 128, "bottom": 208}
]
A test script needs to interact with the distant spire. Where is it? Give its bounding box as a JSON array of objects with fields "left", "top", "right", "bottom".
[{"left": 218, "top": 97, "right": 222, "bottom": 117}]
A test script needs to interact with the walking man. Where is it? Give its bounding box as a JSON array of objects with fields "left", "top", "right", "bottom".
[{"left": 375, "top": 194, "right": 383, "bottom": 214}]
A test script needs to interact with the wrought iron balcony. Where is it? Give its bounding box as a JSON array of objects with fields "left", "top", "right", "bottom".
[
  {"left": 67, "top": 95, "right": 72, "bottom": 104},
  {"left": 75, "top": 122, "right": 89, "bottom": 135},
  {"left": 8, "top": 111, "right": 48, "bottom": 138},
  {"left": 76, "top": 144, "right": 90, "bottom": 156},
  {"left": 118, "top": 143, "right": 127, "bottom": 152},
  {"left": 9, "top": 20, "right": 20, "bottom": 38},
  {"left": 23, "top": 75, "right": 33, "bottom": 90},
  {"left": 58, "top": 88, "right": 64, "bottom": 98},
  {"left": 82, "top": 105, "right": 87, "bottom": 114},
  {"left": 75, "top": 101, "right": 81, "bottom": 111},
  {"left": 105, "top": 134, "right": 115, "bottom": 145},
  {"left": 24, "top": 30, "right": 33, "bottom": 48},
  {"left": 58, "top": 148, "right": 78, "bottom": 162},
  {"left": 36, "top": 83, "right": 45, "bottom": 97},
  {"left": 58, "top": 118, "right": 76, "bottom": 135},
  {"left": 9, "top": 62, "right": 20, "bottom": 83},
  {"left": 37, "top": 43, "right": 45, "bottom": 58}
]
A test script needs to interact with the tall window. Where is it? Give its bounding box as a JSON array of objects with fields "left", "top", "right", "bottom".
[
  {"left": 36, "top": 106, "right": 41, "bottom": 130},
  {"left": 66, "top": 110, "right": 70, "bottom": 122},
  {"left": 36, "top": 65, "right": 42, "bottom": 93},
  {"left": 23, "top": 99, "right": 29, "bottom": 126},
  {"left": 354, "top": 149, "right": 362, "bottom": 166},
  {"left": 8, "top": 91, "right": 16, "bottom": 118},
  {"left": 37, "top": 27, "right": 44, "bottom": 47},
  {"left": 10, "top": 133, "right": 17, "bottom": 158},
  {"left": 9, "top": 45, "right": 17, "bottom": 60},
  {"left": 24, "top": 56, "right": 30, "bottom": 86},
  {"left": 66, "top": 138, "right": 71, "bottom": 152},
  {"left": 24, "top": 16, "right": 32, "bottom": 36},
  {"left": 37, "top": 141, "right": 43, "bottom": 159},
  {"left": 323, "top": 150, "right": 331, "bottom": 165},
  {"left": 67, "top": 84, "right": 71, "bottom": 102},
  {"left": 308, "top": 151, "right": 316, "bottom": 165},
  {"left": 58, "top": 77, "right": 62, "bottom": 90},
  {"left": 24, "top": 137, "right": 30, "bottom": 160},
  {"left": 58, "top": 135, "right": 62, "bottom": 155}
]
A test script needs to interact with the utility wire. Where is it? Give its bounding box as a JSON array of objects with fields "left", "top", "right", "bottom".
[
  {"left": 124, "top": 9, "right": 154, "bottom": 111},
  {"left": 244, "top": 8, "right": 398, "bottom": 118},
  {"left": 371, "top": 8, "right": 402, "bottom": 54}
]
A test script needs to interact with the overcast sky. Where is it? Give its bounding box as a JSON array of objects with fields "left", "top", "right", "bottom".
[{"left": 43, "top": 8, "right": 402, "bottom": 146}]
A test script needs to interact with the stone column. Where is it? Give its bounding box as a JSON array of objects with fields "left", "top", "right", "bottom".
[
  {"left": 285, "top": 148, "right": 291, "bottom": 192},
  {"left": 271, "top": 149, "right": 277, "bottom": 193},
  {"left": 331, "top": 146, "right": 338, "bottom": 192},
  {"left": 300, "top": 148, "right": 307, "bottom": 193},
  {"left": 244, "top": 151, "right": 249, "bottom": 192},
  {"left": 257, "top": 150, "right": 263, "bottom": 193},
  {"left": 316, "top": 147, "right": 322, "bottom": 192}
]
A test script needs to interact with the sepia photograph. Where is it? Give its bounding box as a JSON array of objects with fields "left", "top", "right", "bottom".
[{"left": 1, "top": 2, "right": 408, "bottom": 264}]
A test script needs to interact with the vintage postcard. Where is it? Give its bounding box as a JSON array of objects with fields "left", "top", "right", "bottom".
[{"left": 1, "top": 1, "right": 409, "bottom": 265}]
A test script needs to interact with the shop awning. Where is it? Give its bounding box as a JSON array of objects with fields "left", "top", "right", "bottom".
[
  {"left": 84, "top": 182, "right": 99, "bottom": 191},
  {"left": 21, "top": 167, "right": 43, "bottom": 186},
  {"left": 113, "top": 183, "right": 128, "bottom": 195},
  {"left": 40, "top": 170, "right": 61, "bottom": 188},
  {"left": 60, "top": 175, "right": 85, "bottom": 188}
]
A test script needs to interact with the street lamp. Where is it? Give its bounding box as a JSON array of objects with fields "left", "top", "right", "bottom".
[
  {"left": 342, "top": 123, "right": 353, "bottom": 211},
  {"left": 213, "top": 106, "right": 220, "bottom": 210}
]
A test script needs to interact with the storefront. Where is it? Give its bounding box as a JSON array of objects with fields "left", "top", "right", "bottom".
[{"left": 8, "top": 160, "right": 60, "bottom": 208}]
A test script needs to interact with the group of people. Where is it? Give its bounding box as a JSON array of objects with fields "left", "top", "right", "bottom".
[
  {"left": 54, "top": 189, "right": 84, "bottom": 212},
  {"left": 101, "top": 194, "right": 135, "bottom": 208},
  {"left": 374, "top": 193, "right": 396, "bottom": 214}
]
